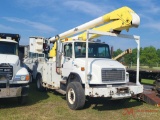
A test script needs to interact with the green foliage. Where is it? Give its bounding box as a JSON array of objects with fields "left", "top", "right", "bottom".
[
  {"left": 124, "top": 48, "right": 137, "bottom": 65},
  {"left": 157, "top": 49, "right": 160, "bottom": 63},
  {"left": 113, "top": 48, "right": 122, "bottom": 57},
  {"left": 141, "top": 46, "right": 158, "bottom": 68},
  {"left": 114, "top": 46, "right": 160, "bottom": 67}
]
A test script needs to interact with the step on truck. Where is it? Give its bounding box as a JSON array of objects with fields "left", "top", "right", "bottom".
[
  {"left": 0, "top": 33, "right": 30, "bottom": 104},
  {"left": 24, "top": 6, "right": 143, "bottom": 110}
]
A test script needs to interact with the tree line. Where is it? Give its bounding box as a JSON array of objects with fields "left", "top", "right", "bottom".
[{"left": 113, "top": 46, "right": 160, "bottom": 67}]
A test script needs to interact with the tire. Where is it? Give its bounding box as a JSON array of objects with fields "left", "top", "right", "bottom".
[
  {"left": 36, "top": 74, "right": 45, "bottom": 91},
  {"left": 18, "top": 96, "right": 27, "bottom": 105},
  {"left": 66, "top": 82, "right": 85, "bottom": 110},
  {"left": 29, "top": 72, "right": 33, "bottom": 83}
]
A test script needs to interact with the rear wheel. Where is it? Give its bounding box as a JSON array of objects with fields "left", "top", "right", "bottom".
[
  {"left": 36, "top": 74, "right": 45, "bottom": 91},
  {"left": 66, "top": 82, "right": 85, "bottom": 110}
]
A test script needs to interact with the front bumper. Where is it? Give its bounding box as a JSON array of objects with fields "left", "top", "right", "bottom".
[
  {"left": 85, "top": 84, "right": 143, "bottom": 99},
  {"left": 0, "top": 84, "right": 29, "bottom": 98}
]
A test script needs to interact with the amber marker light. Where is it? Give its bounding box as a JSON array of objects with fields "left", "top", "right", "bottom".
[
  {"left": 81, "top": 67, "right": 85, "bottom": 71},
  {"left": 26, "top": 75, "right": 30, "bottom": 81}
]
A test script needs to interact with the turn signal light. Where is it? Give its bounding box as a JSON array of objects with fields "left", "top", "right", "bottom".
[
  {"left": 26, "top": 75, "right": 30, "bottom": 81},
  {"left": 81, "top": 67, "right": 85, "bottom": 71}
]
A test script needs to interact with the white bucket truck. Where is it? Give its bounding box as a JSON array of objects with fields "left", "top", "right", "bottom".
[{"left": 24, "top": 6, "right": 143, "bottom": 109}]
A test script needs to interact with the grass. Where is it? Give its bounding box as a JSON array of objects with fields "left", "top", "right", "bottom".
[
  {"left": 130, "top": 66, "right": 160, "bottom": 71},
  {"left": 0, "top": 83, "right": 159, "bottom": 120},
  {"left": 141, "top": 79, "right": 155, "bottom": 85}
]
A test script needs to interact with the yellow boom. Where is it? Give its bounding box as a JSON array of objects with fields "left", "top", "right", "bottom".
[
  {"left": 67, "top": 7, "right": 140, "bottom": 41},
  {"left": 49, "top": 6, "right": 140, "bottom": 57},
  {"left": 113, "top": 48, "right": 132, "bottom": 60}
]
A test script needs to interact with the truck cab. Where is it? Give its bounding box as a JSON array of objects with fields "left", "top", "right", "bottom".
[
  {"left": 0, "top": 33, "right": 30, "bottom": 104},
  {"left": 61, "top": 41, "right": 127, "bottom": 85}
]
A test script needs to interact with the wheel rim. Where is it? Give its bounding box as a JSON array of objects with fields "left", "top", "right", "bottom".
[{"left": 68, "top": 88, "right": 76, "bottom": 104}]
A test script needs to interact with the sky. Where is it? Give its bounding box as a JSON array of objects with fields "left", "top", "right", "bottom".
[{"left": 0, "top": 0, "right": 160, "bottom": 50}]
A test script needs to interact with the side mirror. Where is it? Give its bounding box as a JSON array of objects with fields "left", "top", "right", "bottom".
[{"left": 111, "top": 46, "right": 114, "bottom": 58}]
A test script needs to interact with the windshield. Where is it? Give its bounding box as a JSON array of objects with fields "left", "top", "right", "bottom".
[
  {"left": 0, "top": 41, "right": 18, "bottom": 55},
  {"left": 74, "top": 42, "right": 111, "bottom": 58},
  {"left": 29, "top": 52, "right": 45, "bottom": 58}
]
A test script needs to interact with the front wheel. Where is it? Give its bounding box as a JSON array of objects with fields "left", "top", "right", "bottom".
[
  {"left": 17, "top": 96, "right": 27, "bottom": 105},
  {"left": 66, "top": 82, "right": 85, "bottom": 110},
  {"left": 29, "top": 72, "right": 33, "bottom": 83}
]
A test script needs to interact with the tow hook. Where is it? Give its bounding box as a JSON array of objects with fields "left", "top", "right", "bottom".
[
  {"left": 130, "top": 91, "right": 134, "bottom": 96},
  {"left": 110, "top": 91, "right": 114, "bottom": 95}
]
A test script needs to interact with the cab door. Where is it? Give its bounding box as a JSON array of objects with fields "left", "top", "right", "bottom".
[{"left": 61, "top": 42, "right": 73, "bottom": 77}]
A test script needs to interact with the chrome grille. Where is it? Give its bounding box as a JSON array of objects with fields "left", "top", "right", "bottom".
[
  {"left": 101, "top": 68, "right": 125, "bottom": 82},
  {"left": 0, "top": 63, "right": 13, "bottom": 81}
]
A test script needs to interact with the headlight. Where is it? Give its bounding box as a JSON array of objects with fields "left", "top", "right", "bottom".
[
  {"left": 14, "top": 74, "right": 30, "bottom": 81},
  {"left": 21, "top": 76, "right": 26, "bottom": 81}
]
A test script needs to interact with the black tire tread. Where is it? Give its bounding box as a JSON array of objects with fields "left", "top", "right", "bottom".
[
  {"left": 18, "top": 96, "right": 27, "bottom": 105},
  {"left": 66, "top": 82, "right": 85, "bottom": 110}
]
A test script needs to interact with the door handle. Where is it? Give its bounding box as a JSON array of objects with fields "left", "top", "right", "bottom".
[{"left": 74, "top": 64, "right": 79, "bottom": 68}]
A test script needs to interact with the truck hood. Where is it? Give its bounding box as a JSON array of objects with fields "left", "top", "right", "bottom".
[
  {"left": 74, "top": 58, "right": 125, "bottom": 69},
  {"left": 0, "top": 54, "right": 19, "bottom": 65},
  {"left": 73, "top": 58, "right": 126, "bottom": 84}
]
